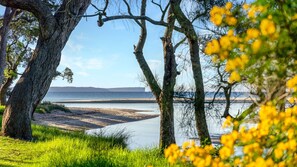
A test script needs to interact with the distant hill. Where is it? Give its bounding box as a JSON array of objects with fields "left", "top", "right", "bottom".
[{"left": 48, "top": 87, "right": 146, "bottom": 93}]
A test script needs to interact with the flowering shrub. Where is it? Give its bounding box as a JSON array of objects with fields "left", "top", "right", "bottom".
[
  {"left": 165, "top": 103, "right": 297, "bottom": 166},
  {"left": 165, "top": 0, "right": 297, "bottom": 166}
]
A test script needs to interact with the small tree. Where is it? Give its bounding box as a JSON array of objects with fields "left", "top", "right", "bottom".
[{"left": 0, "top": 0, "right": 91, "bottom": 140}]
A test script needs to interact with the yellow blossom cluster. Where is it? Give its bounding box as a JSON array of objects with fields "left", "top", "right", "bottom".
[
  {"left": 242, "top": 3, "right": 266, "bottom": 19},
  {"left": 287, "top": 75, "right": 297, "bottom": 91},
  {"left": 165, "top": 1, "right": 297, "bottom": 166},
  {"left": 204, "top": 2, "right": 280, "bottom": 84},
  {"left": 165, "top": 103, "right": 297, "bottom": 166},
  {"left": 210, "top": 2, "right": 237, "bottom": 26}
]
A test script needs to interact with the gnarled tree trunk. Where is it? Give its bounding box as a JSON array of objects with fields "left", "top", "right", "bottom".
[{"left": 0, "top": 0, "right": 91, "bottom": 140}]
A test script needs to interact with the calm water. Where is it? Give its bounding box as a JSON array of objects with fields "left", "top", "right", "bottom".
[
  {"left": 44, "top": 92, "right": 154, "bottom": 101},
  {"left": 44, "top": 91, "right": 251, "bottom": 149},
  {"left": 44, "top": 91, "right": 250, "bottom": 102}
]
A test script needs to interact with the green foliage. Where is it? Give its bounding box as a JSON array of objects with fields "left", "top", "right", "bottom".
[
  {"left": 0, "top": 105, "right": 4, "bottom": 114},
  {"left": 35, "top": 101, "right": 71, "bottom": 114},
  {"left": 4, "top": 69, "right": 17, "bottom": 79}
]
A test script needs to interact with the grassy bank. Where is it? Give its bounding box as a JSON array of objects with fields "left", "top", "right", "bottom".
[{"left": 0, "top": 107, "right": 169, "bottom": 167}]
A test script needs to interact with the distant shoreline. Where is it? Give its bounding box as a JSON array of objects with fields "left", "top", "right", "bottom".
[{"left": 53, "top": 98, "right": 254, "bottom": 104}]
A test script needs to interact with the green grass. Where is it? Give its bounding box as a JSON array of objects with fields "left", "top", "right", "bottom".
[
  {"left": 35, "top": 101, "right": 71, "bottom": 114},
  {"left": 0, "top": 106, "right": 169, "bottom": 167}
]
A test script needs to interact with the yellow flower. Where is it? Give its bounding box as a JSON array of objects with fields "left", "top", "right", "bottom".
[
  {"left": 182, "top": 141, "right": 189, "bottom": 149},
  {"left": 287, "top": 75, "right": 297, "bottom": 89},
  {"left": 274, "top": 148, "right": 283, "bottom": 159},
  {"left": 240, "top": 54, "right": 249, "bottom": 65},
  {"left": 292, "top": 13, "right": 297, "bottom": 20},
  {"left": 227, "top": 29, "right": 234, "bottom": 36},
  {"left": 288, "top": 97, "right": 295, "bottom": 104},
  {"left": 247, "top": 28, "right": 260, "bottom": 39},
  {"left": 234, "top": 158, "right": 241, "bottom": 166},
  {"left": 248, "top": 7, "right": 256, "bottom": 18},
  {"left": 210, "top": 6, "right": 225, "bottom": 26},
  {"left": 229, "top": 71, "right": 241, "bottom": 83},
  {"left": 219, "top": 51, "right": 229, "bottom": 60},
  {"left": 266, "top": 158, "right": 274, "bottom": 166},
  {"left": 252, "top": 39, "right": 262, "bottom": 53},
  {"left": 225, "top": 59, "right": 236, "bottom": 72},
  {"left": 225, "top": 2, "right": 233, "bottom": 10},
  {"left": 204, "top": 39, "right": 220, "bottom": 55},
  {"left": 223, "top": 116, "right": 232, "bottom": 128},
  {"left": 288, "top": 128, "right": 294, "bottom": 139},
  {"left": 219, "top": 146, "right": 233, "bottom": 160},
  {"left": 219, "top": 36, "right": 231, "bottom": 50},
  {"left": 260, "top": 19, "right": 276, "bottom": 36},
  {"left": 243, "top": 3, "right": 249, "bottom": 10},
  {"left": 226, "top": 16, "right": 237, "bottom": 26},
  {"left": 288, "top": 139, "right": 297, "bottom": 151},
  {"left": 212, "top": 14, "right": 223, "bottom": 26}
]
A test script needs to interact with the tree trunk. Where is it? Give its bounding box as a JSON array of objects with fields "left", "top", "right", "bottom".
[
  {"left": 133, "top": 0, "right": 177, "bottom": 149},
  {"left": 159, "top": 35, "right": 177, "bottom": 149},
  {"left": 170, "top": 0, "right": 211, "bottom": 145},
  {"left": 1, "top": 0, "right": 90, "bottom": 140},
  {"left": 222, "top": 87, "right": 232, "bottom": 118},
  {"left": 0, "top": 77, "right": 12, "bottom": 105}
]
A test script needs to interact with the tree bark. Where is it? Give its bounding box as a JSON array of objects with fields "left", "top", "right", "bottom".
[
  {"left": 159, "top": 6, "right": 177, "bottom": 149},
  {"left": 0, "top": 77, "right": 12, "bottom": 105},
  {"left": 170, "top": 0, "right": 211, "bottom": 145},
  {"left": 222, "top": 87, "right": 232, "bottom": 118},
  {"left": 1, "top": 0, "right": 90, "bottom": 140}
]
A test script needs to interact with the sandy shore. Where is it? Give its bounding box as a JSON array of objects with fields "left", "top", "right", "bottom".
[{"left": 33, "top": 107, "right": 159, "bottom": 131}]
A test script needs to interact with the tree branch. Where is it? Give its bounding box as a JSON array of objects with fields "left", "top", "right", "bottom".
[
  {"left": 0, "top": 0, "right": 54, "bottom": 26},
  {"left": 99, "top": 15, "right": 183, "bottom": 33}
]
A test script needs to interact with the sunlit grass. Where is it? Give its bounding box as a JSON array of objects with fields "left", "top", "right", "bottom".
[{"left": 0, "top": 106, "right": 168, "bottom": 167}]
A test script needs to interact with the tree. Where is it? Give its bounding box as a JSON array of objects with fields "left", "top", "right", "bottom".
[
  {"left": 0, "top": 7, "right": 17, "bottom": 92},
  {"left": 170, "top": 0, "right": 211, "bottom": 145},
  {"left": 134, "top": 0, "right": 178, "bottom": 150},
  {"left": 96, "top": 0, "right": 230, "bottom": 145},
  {"left": 97, "top": 0, "right": 179, "bottom": 149},
  {"left": 0, "top": 11, "right": 38, "bottom": 105},
  {"left": 0, "top": 0, "right": 91, "bottom": 140}
]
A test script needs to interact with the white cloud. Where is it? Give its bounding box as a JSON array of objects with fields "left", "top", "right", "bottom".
[
  {"left": 74, "top": 32, "right": 88, "bottom": 40},
  {"left": 66, "top": 40, "right": 84, "bottom": 52},
  {"left": 77, "top": 71, "right": 90, "bottom": 77},
  {"left": 85, "top": 58, "right": 103, "bottom": 70},
  {"left": 61, "top": 55, "right": 103, "bottom": 70}
]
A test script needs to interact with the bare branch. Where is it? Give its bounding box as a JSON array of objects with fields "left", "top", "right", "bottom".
[
  {"left": 99, "top": 15, "right": 183, "bottom": 33},
  {"left": 151, "top": 0, "right": 170, "bottom": 22},
  {"left": 122, "top": 0, "right": 142, "bottom": 28},
  {"left": 173, "top": 37, "right": 186, "bottom": 52}
]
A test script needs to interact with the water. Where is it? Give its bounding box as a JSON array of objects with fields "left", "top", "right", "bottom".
[
  {"left": 44, "top": 91, "right": 251, "bottom": 149},
  {"left": 44, "top": 92, "right": 154, "bottom": 101}
]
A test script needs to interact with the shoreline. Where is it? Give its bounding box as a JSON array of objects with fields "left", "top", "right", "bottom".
[
  {"left": 53, "top": 97, "right": 254, "bottom": 104},
  {"left": 33, "top": 107, "right": 159, "bottom": 131}
]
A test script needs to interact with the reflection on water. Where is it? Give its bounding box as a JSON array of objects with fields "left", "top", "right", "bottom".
[{"left": 64, "top": 102, "right": 251, "bottom": 149}]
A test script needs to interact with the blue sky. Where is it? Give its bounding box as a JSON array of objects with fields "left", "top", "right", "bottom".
[
  {"left": 52, "top": 1, "right": 197, "bottom": 89},
  {"left": 0, "top": 1, "right": 218, "bottom": 90}
]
